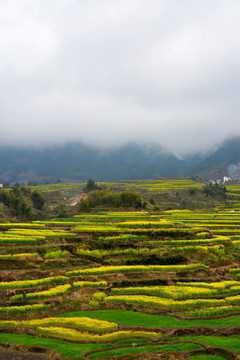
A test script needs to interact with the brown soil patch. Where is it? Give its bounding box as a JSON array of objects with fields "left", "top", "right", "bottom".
[{"left": 0, "top": 348, "right": 51, "bottom": 360}]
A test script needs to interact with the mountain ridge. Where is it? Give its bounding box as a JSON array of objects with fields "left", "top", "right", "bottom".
[{"left": 0, "top": 137, "right": 239, "bottom": 184}]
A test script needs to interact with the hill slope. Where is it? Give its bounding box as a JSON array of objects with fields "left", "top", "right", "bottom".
[
  {"left": 185, "top": 137, "right": 240, "bottom": 179},
  {"left": 0, "top": 143, "right": 184, "bottom": 183},
  {"left": 0, "top": 137, "right": 240, "bottom": 183}
]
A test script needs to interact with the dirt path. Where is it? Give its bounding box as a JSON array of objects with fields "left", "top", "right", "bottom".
[{"left": 0, "top": 349, "right": 51, "bottom": 360}]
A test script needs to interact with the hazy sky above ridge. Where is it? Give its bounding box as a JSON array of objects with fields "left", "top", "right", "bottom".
[{"left": 0, "top": 0, "right": 240, "bottom": 155}]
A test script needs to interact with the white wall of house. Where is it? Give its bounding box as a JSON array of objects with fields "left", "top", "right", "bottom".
[{"left": 223, "top": 176, "right": 231, "bottom": 183}]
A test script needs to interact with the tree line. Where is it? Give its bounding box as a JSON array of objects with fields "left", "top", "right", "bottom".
[
  {"left": 0, "top": 185, "right": 45, "bottom": 217},
  {"left": 79, "top": 181, "right": 143, "bottom": 211}
]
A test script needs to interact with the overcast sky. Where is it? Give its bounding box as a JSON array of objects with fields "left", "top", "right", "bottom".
[{"left": 0, "top": 0, "right": 240, "bottom": 156}]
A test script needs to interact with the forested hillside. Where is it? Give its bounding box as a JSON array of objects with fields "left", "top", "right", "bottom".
[{"left": 0, "top": 137, "right": 240, "bottom": 184}]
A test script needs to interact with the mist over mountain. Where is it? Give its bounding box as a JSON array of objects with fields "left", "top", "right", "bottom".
[
  {"left": 0, "top": 142, "right": 184, "bottom": 183},
  {"left": 0, "top": 137, "right": 240, "bottom": 184},
  {"left": 185, "top": 137, "right": 240, "bottom": 180}
]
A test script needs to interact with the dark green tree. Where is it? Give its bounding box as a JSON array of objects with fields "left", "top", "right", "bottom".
[
  {"left": 79, "top": 199, "right": 90, "bottom": 212},
  {"left": 203, "top": 183, "right": 227, "bottom": 198},
  {"left": 85, "top": 179, "right": 99, "bottom": 193},
  {"left": 17, "top": 198, "right": 33, "bottom": 217},
  {"left": 119, "top": 191, "right": 142, "bottom": 208},
  {"left": 31, "top": 190, "right": 45, "bottom": 210}
]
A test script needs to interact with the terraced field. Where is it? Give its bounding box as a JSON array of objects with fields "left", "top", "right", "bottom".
[{"left": 0, "top": 199, "right": 240, "bottom": 359}]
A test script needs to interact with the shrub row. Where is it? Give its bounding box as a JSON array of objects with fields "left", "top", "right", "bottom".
[
  {"left": 33, "top": 221, "right": 78, "bottom": 226},
  {"left": 74, "top": 225, "right": 120, "bottom": 233},
  {"left": 229, "top": 268, "right": 240, "bottom": 275},
  {"left": 10, "top": 284, "right": 71, "bottom": 301},
  {"left": 104, "top": 293, "right": 240, "bottom": 310},
  {"left": 173, "top": 219, "right": 240, "bottom": 224},
  {"left": 0, "top": 237, "right": 42, "bottom": 244},
  {"left": 44, "top": 250, "right": 71, "bottom": 259},
  {"left": 0, "top": 253, "right": 38, "bottom": 259},
  {"left": 97, "top": 211, "right": 149, "bottom": 217},
  {"left": 0, "top": 223, "right": 45, "bottom": 229},
  {"left": 176, "top": 281, "right": 240, "bottom": 290},
  {"left": 72, "top": 281, "right": 108, "bottom": 289},
  {"left": 184, "top": 223, "right": 240, "bottom": 228},
  {"left": 74, "top": 226, "right": 198, "bottom": 234},
  {"left": 212, "top": 229, "right": 240, "bottom": 234},
  {"left": 76, "top": 248, "right": 165, "bottom": 259},
  {"left": 98, "top": 234, "right": 148, "bottom": 242},
  {"left": 7, "top": 229, "right": 76, "bottom": 239},
  {"left": 110, "top": 285, "right": 219, "bottom": 300},
  {"left": 185, "top": 305, "right": 240, "bottom": 317},
  {"left": 142, "top": 236, "right": 230, "bottom": 246},
  {"left": 169, "top": 245, "right": 225, "bottom": 255},
  {"left": 0, "top": 276, "right": 68, "bottom": 290},
  {"left": 115, "top": 220, "right": 172, "bottom": 228},
  {"left": 0, "top": 316, "right": 118, "bottom": 332},
  {"left": 104, "top": 294, "right": 226, "bottom": 310},
  {"left": 37, "top": 326, "right": 160, "bottom": 341},
  {"left": 0, "top": 304, "right": 51, "bottom": 314},
  {"left": 111, "top": 283, "right": 240, "bottom": 300},
  {"left": 66, "top": 264, "right": 209, "bottom": 277}
]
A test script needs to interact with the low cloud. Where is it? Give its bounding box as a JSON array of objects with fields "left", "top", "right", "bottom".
[
  {"left": 228, "top": 163, "right": 240, "bottom": 179},
  {"left": 0, "top": 0, "right": 240, "bottom": 155}
]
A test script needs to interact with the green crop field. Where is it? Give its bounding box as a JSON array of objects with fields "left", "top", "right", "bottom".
[{"left": 0, "top": 179, "right": 240, "bottom": 359}]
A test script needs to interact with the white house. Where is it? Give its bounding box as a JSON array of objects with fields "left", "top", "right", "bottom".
[
  {"left": 223, "top": 176, "right": 232, "bottom": 183},
  {"left": 0, "top": 184, "right": 3, "bottom": 188}
]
